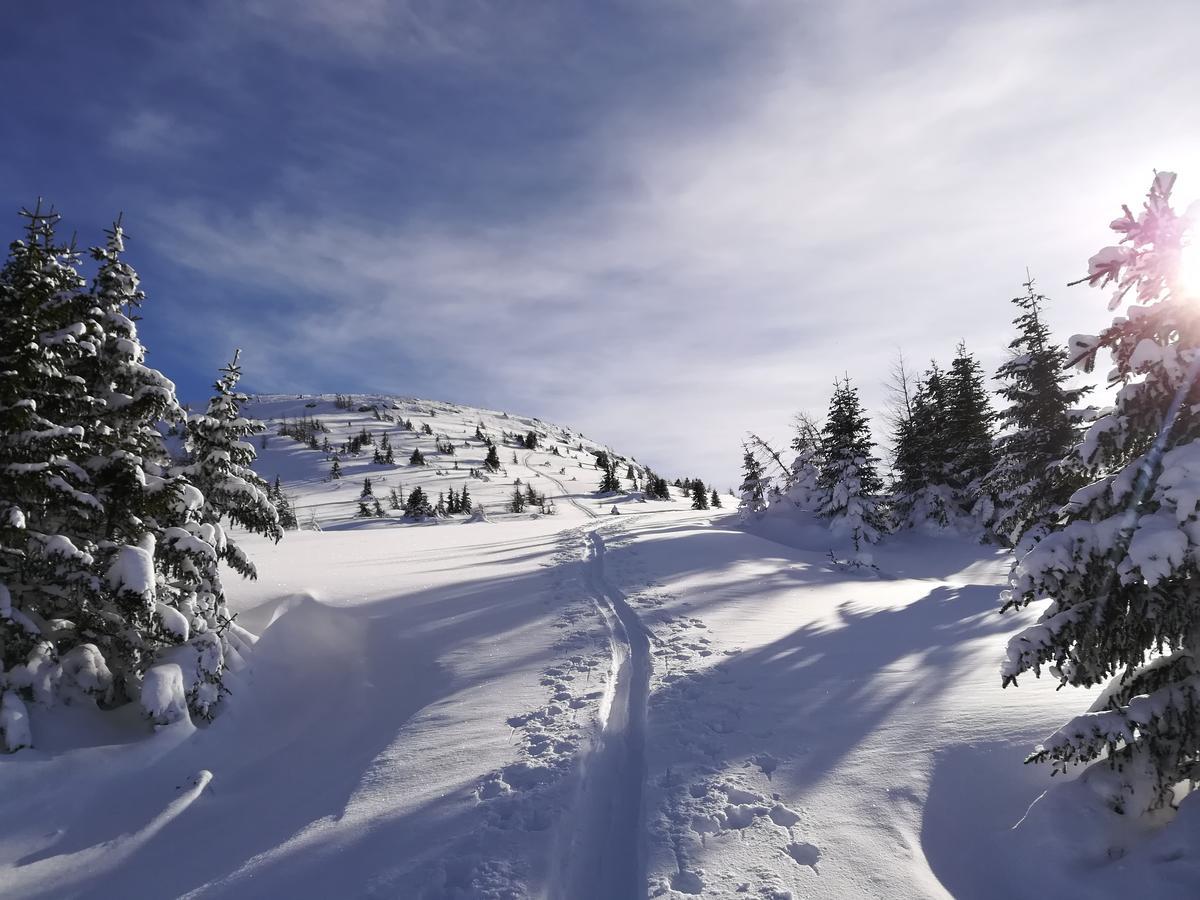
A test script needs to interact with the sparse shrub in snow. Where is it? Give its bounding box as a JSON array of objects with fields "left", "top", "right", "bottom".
[
  {"left": 980, "top": 279, "right": 1091, "bottom": 548},
  {"left": 817, "top": 376, "right": 886, "bottom": 549},
  {"left": 1002, "top": 171, "right": 1200, "bottom": 815}
]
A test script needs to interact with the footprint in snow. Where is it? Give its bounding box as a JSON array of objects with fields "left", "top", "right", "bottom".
[{"left": 785, "top": 841, "right": 821, "bottom": 872}]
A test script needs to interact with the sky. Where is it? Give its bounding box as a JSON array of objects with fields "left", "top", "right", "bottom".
[{"left": 4, "top": 0, "right": 1200, "bottom": 486}]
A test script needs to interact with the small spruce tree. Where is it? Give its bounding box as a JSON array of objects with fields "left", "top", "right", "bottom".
[{"left": 818, "top": 377, "right": 886, "bottom": 548}]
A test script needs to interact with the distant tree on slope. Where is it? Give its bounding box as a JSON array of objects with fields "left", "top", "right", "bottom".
[{"left": 403, "top": 486, "right": 433, "bottom": 519}]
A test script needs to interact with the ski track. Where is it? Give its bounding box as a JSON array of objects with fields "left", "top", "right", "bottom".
[
  {"left": 524, "top": 452, "right": 599, "bottom": 520},
  {"left": 548, "top": 525, "right": 652, "bottom": 899}
]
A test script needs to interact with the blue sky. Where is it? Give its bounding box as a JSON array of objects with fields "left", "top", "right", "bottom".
[{"left": 4, "top": 1, "right": 1200, "bottom": 485}]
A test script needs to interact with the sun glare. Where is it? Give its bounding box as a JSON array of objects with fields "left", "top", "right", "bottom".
[{"left": 1179, "top": 237, "right": 1200, "bottom": 298}]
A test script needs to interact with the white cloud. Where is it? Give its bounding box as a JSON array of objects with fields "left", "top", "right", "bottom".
[
  {"left": 108, "top": 110, "right": 207, "bottom": 157},
  {"left": 149, "top": 0, "right": 1200, "bottom": 484}
]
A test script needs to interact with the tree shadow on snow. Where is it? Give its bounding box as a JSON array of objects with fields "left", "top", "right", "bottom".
[
  {"left": 10, "top": 557, "right": 585, "bottom": 900},
  {"left": 643, "top": 578, "right": 1015, "bottom": 798}
]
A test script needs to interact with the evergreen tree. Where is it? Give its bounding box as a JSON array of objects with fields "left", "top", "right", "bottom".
[
  {"left": 711, "top": 489, "right": 722, "bottom": 508},
  {"left": 410, "top": 448, "right": 426, "bottom": 466},
  {"left": 891, "top": 363, "right": 959, "bottom": 528},
  {"left": 179, "top": 350, "right": 282, "bottom": 589},
  {"left": 0, "top": 205, "right": 103, "bottom": 733},
  {"left": 510, "top": 487, "right": 526, "bottom": 513},
  {"left": 982, "top": 279, "right": 1090, "bottom": 547},
  {"left": 1002, "top": 172, "right": 1200, "bottom": 814},
  {"left": 361, "top": 477, "right": 374, "bottom": 498},
  {"left": 275, "top": 490, "right": 298, "bottom": 530},
  {"left": 945, "top": 342, "right": 995, "bottom": 518},
  {"left": 691, "top": 480, "right": 710, "bottom": 510},
  {"left": 784, "top": 414, "right": 824, "bottom": 511},
  {"left": 0, "top": 212, "right": 273, "bottom": 732},
  {"left": 82, "top": 226, "right": 250, "bottom": 717},
  {"left": 598, "top": 459, "right": 622, "bottom": 493},
  {"left": 435, "top": 492, "right": 447, "bottom": 517},
  {"left": 356, "top": 500, "right": 372, "bottom": 518},
  {"left": 403, "top": 486, "right": 433, "bottom": 518},
  {"left": 460, "top": 486, "right": 472, "bottom": 514},
  {"left": 818, "top": 377, "right": 886, "bottom": 548},
  {"left": 484, "top": 443, "right": 501, "bottom": 472},
  {"left": 372, "top": 499, "right": 385, "bottom": 518},
  {"left": 739, "top": 448, "right": 769, "bottom": 513},
  {"left": 389, "top": 487, "right": 401, "bottom": 510},
  {"left": 330, "top": 457, "right": 342, "bottom": 479}
]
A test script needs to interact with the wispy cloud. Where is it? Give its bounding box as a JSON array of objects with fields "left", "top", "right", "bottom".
[
  {"left": 16, "top": 0, "right": 1198, "bottom": 482},
  {"left": 108, "top": 110, "right": 209, "bottom": 157}
]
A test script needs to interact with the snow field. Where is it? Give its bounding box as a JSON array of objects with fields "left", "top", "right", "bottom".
[{"left": 5, "top": 393, "right": 1200, "bottom": 898}]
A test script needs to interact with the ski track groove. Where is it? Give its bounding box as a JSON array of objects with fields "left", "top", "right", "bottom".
[
  {"left": 525, "top": 452, "right": 599, "bottom": 520},
  {"left": 548, "top": 526, "right": 652, "bottom": 899}
]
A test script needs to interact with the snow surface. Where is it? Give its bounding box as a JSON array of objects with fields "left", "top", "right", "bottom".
[{"left": 1, "top": 394, "right": 1198, "bottom": 898}]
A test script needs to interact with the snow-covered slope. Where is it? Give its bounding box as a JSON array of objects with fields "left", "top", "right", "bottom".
[
  {"left": 1, "top": 395, "right": 1199, "bottom": 899},
  {"left": 244, "top": 393, "right": 663, "bottom": 528}
]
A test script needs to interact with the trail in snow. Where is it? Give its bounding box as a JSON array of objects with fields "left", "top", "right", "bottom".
[
  {"left": 526, "top": 453, "right": 599, "bottom": 520},
  {"left": 550, "top": 527, "right": 652, "bottom": 899}
]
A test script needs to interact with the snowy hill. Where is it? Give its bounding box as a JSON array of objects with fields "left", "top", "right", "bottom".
[
  {"left": 3, "top": 394, "right": 1200, "bottom": 899},
  {"left": 244, "top": 393, "right": 688, "bottom": 527}
]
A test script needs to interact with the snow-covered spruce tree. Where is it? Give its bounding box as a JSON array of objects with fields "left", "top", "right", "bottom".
[
  {"left": 0, "top": 206, "right": 105, "bottom": 747},
  {"left": 483, "top": 443, "right": 501, "bottom": 472},
  {"left": 945, "top": 342, "right": 995, "bottom": 522},
  {"left": 691, "top": 480, "right": 709, "bottom": 510},
  {"left": 891, "top": 363, "right": 958, "bottom": 528},
  {"left": 598, "top": 460, "right": 622, "bottom": 493},
  {"left": 738, "top": 448, "right": 770, "bottom": 514},
  {"left": 180, "top": 351, "right": 282, "bottom": 577},
  {"left": 818, "top": 377, "right": 886, "bottom": 549},
  {"left": 2, "top": 214, "right": 272, "bottom": 733},
  {"left": 1002, "top": 171, "right": 1200, "bottom": 815},
  {"left": 82, "top": 252, "right": 258, "bottom": 722},
  {"left": 403, "top": 486, "right": 433, "bottom": 519},
  {"left": 175, "top": 352, "right": 282, "bottom": 714},
  {"left": 982, "top": 279, "right": 1090, "bottom": 548},
  {"left": 784, "top": 414, "right": 824, "bottom": 511}
]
